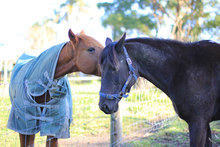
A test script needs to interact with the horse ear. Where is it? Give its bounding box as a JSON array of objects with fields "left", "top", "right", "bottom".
[
  {"left": 105, "top": 37, "right": 112, "bottom": 46},
  {"left": 68, "top": 29, "right": 78, "bottom": 43},
  {"left": 80, "top": 30, "right": 86, "bottom": 35},
  {"left": 115, "top": 33, "right": 126, "bottom": 53}
]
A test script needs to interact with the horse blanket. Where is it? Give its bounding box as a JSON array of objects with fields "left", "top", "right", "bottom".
[{"left": 7, "top": 42, "right": 73, "bottom": 138}]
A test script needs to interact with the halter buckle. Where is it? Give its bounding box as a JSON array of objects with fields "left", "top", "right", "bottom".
[
  {"left": 119, "top": 91, "right": 124, "bottom": 97},
  {"left": 126, "top": 58, "right": 132, "bottom": 65}
]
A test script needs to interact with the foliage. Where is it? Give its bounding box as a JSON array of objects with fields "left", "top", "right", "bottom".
[
  {"left": 98, "top": 0, "right": 220, "bottom": 41},
  {"left": 27, "top": 0, "right": 87, "bottom": 50},
  {"left": 28, "top": 22, "right": 56, "bottom": 50},
  {"left": 98, "top": 0, "right": 156, "bottom": 40},
  {"left": 53, "top": 0, "right": 87, "bottom": 23},
  {"left": 204, "top": 13, "right": 220, "bottom": 40}
]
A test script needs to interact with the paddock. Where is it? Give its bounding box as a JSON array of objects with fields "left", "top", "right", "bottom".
[{"left": 0, "top": 75, "right": 220, "bottom": 146}]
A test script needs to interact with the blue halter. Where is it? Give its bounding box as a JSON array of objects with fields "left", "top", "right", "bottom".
[{"left": 99, "top": 46, "right": 138, "bottom": 101}]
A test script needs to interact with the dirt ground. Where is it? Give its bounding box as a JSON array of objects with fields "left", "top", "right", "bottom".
[
  {"left": 59, "top": 135, "right": 110, "bottom": 147},
  {"left": 57, "top": 129, "right": 220, "bottom": 147},
  {"left": 58, "top": 131, "right": 148, "bottom": 147}
]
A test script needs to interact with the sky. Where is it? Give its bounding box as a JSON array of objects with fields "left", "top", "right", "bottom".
[
  {"left": 0, "top": 0, "right": 218, "bottom": 61},
  {"left": 0, "top": 0, "right": 112, "bottom": 61},
  {"left": 0, "top": 0, "right": 173, "bottom": 61}
]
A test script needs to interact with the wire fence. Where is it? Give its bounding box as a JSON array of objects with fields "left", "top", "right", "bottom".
[
  {"left": 121, "top": 78, "right": 177, "bottom": 143},
  {"left": 0, "top": 76, "right": 177, "bottom": 146}
]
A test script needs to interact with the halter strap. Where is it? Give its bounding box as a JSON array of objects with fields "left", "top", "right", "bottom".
[{"left": 99, "top": 46, "right": 138, "bottom": 100}]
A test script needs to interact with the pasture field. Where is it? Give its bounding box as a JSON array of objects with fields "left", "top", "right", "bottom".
[
  {"left": 126, "top": 118, "right": 220, "bottom": 147},
  {"left": 1, "top": 78, "right": 220, "bottom": 146}
]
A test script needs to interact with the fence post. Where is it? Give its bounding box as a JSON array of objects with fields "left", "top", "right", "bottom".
[{"left": 110, "top": 105, "right": 122, "bottom": 147}]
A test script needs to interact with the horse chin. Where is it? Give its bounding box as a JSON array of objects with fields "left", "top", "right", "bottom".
[
  {"left": 99, "top": 102, "right": 119, "bottom": 114},
  {"left": 103, "top": 108, "right": 118, "bottom": 114},
  {"left": 113, "top": 106, "right": 119, "bottom": 113},
  {"left": 103, "top": 110, "right": 113, "bottom": 114}
]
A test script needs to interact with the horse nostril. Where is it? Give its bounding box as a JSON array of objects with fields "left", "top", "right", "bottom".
[
  {"left": 100, "top": 104, "right": 113, "bottom": 114},
  {"left": 103, "top": 104, "right": 109, "bottom": 112}
]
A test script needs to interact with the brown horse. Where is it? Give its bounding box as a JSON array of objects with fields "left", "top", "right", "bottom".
[{"left": 11, "top": 29, "right": 103, "bottom": 147}]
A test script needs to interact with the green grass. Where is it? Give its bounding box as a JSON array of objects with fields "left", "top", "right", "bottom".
[
  {"left": 0, "top": 82, "right": 177, "bottom": 146},
  {"left": 125, "top": 119, "right": 220, "bottom": 147},
  {"left": 1, "top": 80, "right": 220, "bottom": 146},
  {"left": 128, "top": 118, "right": 189, "bottom": 147}
]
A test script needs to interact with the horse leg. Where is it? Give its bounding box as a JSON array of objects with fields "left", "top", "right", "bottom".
[
  {"left": 19, "top": 133, "right": 35, "bottom": 147},
  {"left": 46, "top": 136, "right": 58, "bottom": 147},
  {"left": 205, "top": 124, "right": 212, "bottom": 147},
  {"left": 188, "top": 120, "right": 209, "bottom": 147}
]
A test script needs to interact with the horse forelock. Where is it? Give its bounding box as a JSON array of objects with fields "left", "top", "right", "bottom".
[{"left": 100, "top": 43, "right": 119, "bottom": 69}]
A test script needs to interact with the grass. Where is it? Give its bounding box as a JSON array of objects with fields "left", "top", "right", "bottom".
[
  {"left": 125, "top": 119, "right": 220, "bottom": 147},
  {"left": 125, "top": 118, "right": 189, "bottom": 147},
  {"left": 0, "top": 81, "right": 178, "bottom": 146},
  {"left": 1, "top": 80, "right": 220, "bottom": 146}
]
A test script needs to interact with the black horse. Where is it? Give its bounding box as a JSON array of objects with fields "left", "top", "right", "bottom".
[{"left": 99, "top": 33, "right": 220, "bottom": 147}]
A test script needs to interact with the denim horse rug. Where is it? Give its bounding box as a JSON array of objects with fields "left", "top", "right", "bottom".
[{"left": 7, "top": 42, "right": 73, "bottom": 138}]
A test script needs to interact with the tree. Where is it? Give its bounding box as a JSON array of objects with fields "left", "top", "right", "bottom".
[
  {"left": 28, "top": 0, "right": 87, "bottom": 50},
  {"left": 53, "top": 0, "right": 87, "bottom": 24},
  {"left": 98, "top": 0, "right": 219, "bottom": 41},
  {"left": 28, "top": 21, "right": 56, "bottom": 50},
  {"left": 98, "top": 0, "right": 156, "bottom": 40}
]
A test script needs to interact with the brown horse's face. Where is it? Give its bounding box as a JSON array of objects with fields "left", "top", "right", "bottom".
[{"left": 69, "top": 30, "right": 103, "bottom": 76}]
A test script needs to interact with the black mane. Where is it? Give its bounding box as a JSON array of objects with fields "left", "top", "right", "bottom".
[
  {"left": 126, "top": 37, "right": 186, "bottom": 49},
  {"left": 125, "top": 37, "right": 220, "bottom": 56},
  {"left": 100, "top": 37, "right": 220, "bottom": 68}
]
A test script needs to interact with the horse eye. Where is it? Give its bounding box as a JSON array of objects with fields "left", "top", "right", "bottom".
[{"left": 87, "top": 47, "right": 95, "bottom": 53}]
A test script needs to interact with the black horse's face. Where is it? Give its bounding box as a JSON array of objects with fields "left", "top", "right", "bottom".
[{"left": 99, "top": 33, "right": 137, "bottom": 114}]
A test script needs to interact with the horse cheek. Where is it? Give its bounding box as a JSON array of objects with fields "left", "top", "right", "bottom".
[{"left": 77, "top": 56, "right": 96, "bottom": 74}]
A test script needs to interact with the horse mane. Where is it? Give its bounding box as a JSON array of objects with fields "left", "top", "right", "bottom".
[
  {"left": 100, "top": 37, "right": 220, "bottom": 68},
  {"left": 125, "top": 37, "right": 186, "bottom": 49},
  {"left": 126, "top": 37, "right": 219, "bottom": 49},
  {"left": 125, "top": 37, "right": 220, "bottom": 57}
]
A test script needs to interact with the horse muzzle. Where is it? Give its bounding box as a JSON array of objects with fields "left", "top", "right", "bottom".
[
  {"left": 99, "top": 97, "right": 119, "bottom": 114},
  {"left": 99, "top": 104, "right": 118, "bottom": 114}
]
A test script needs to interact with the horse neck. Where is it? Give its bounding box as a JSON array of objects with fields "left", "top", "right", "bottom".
[
  {"left": 125, "top": 40, "right": 180, "bottom": 94},
  {"left": 54, "top": 42, "right": 78, "bottom": 79}
]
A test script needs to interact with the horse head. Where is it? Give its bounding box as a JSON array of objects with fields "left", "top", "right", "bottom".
[
  {"left": 99, "top": 33, "right": 139, "bottom": 114},
  {"left": 68, "top": 29, "right": 104, "bottom": 76},
  {"left": 55, "top": 29, "right": 104, "bottom": 78}
]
